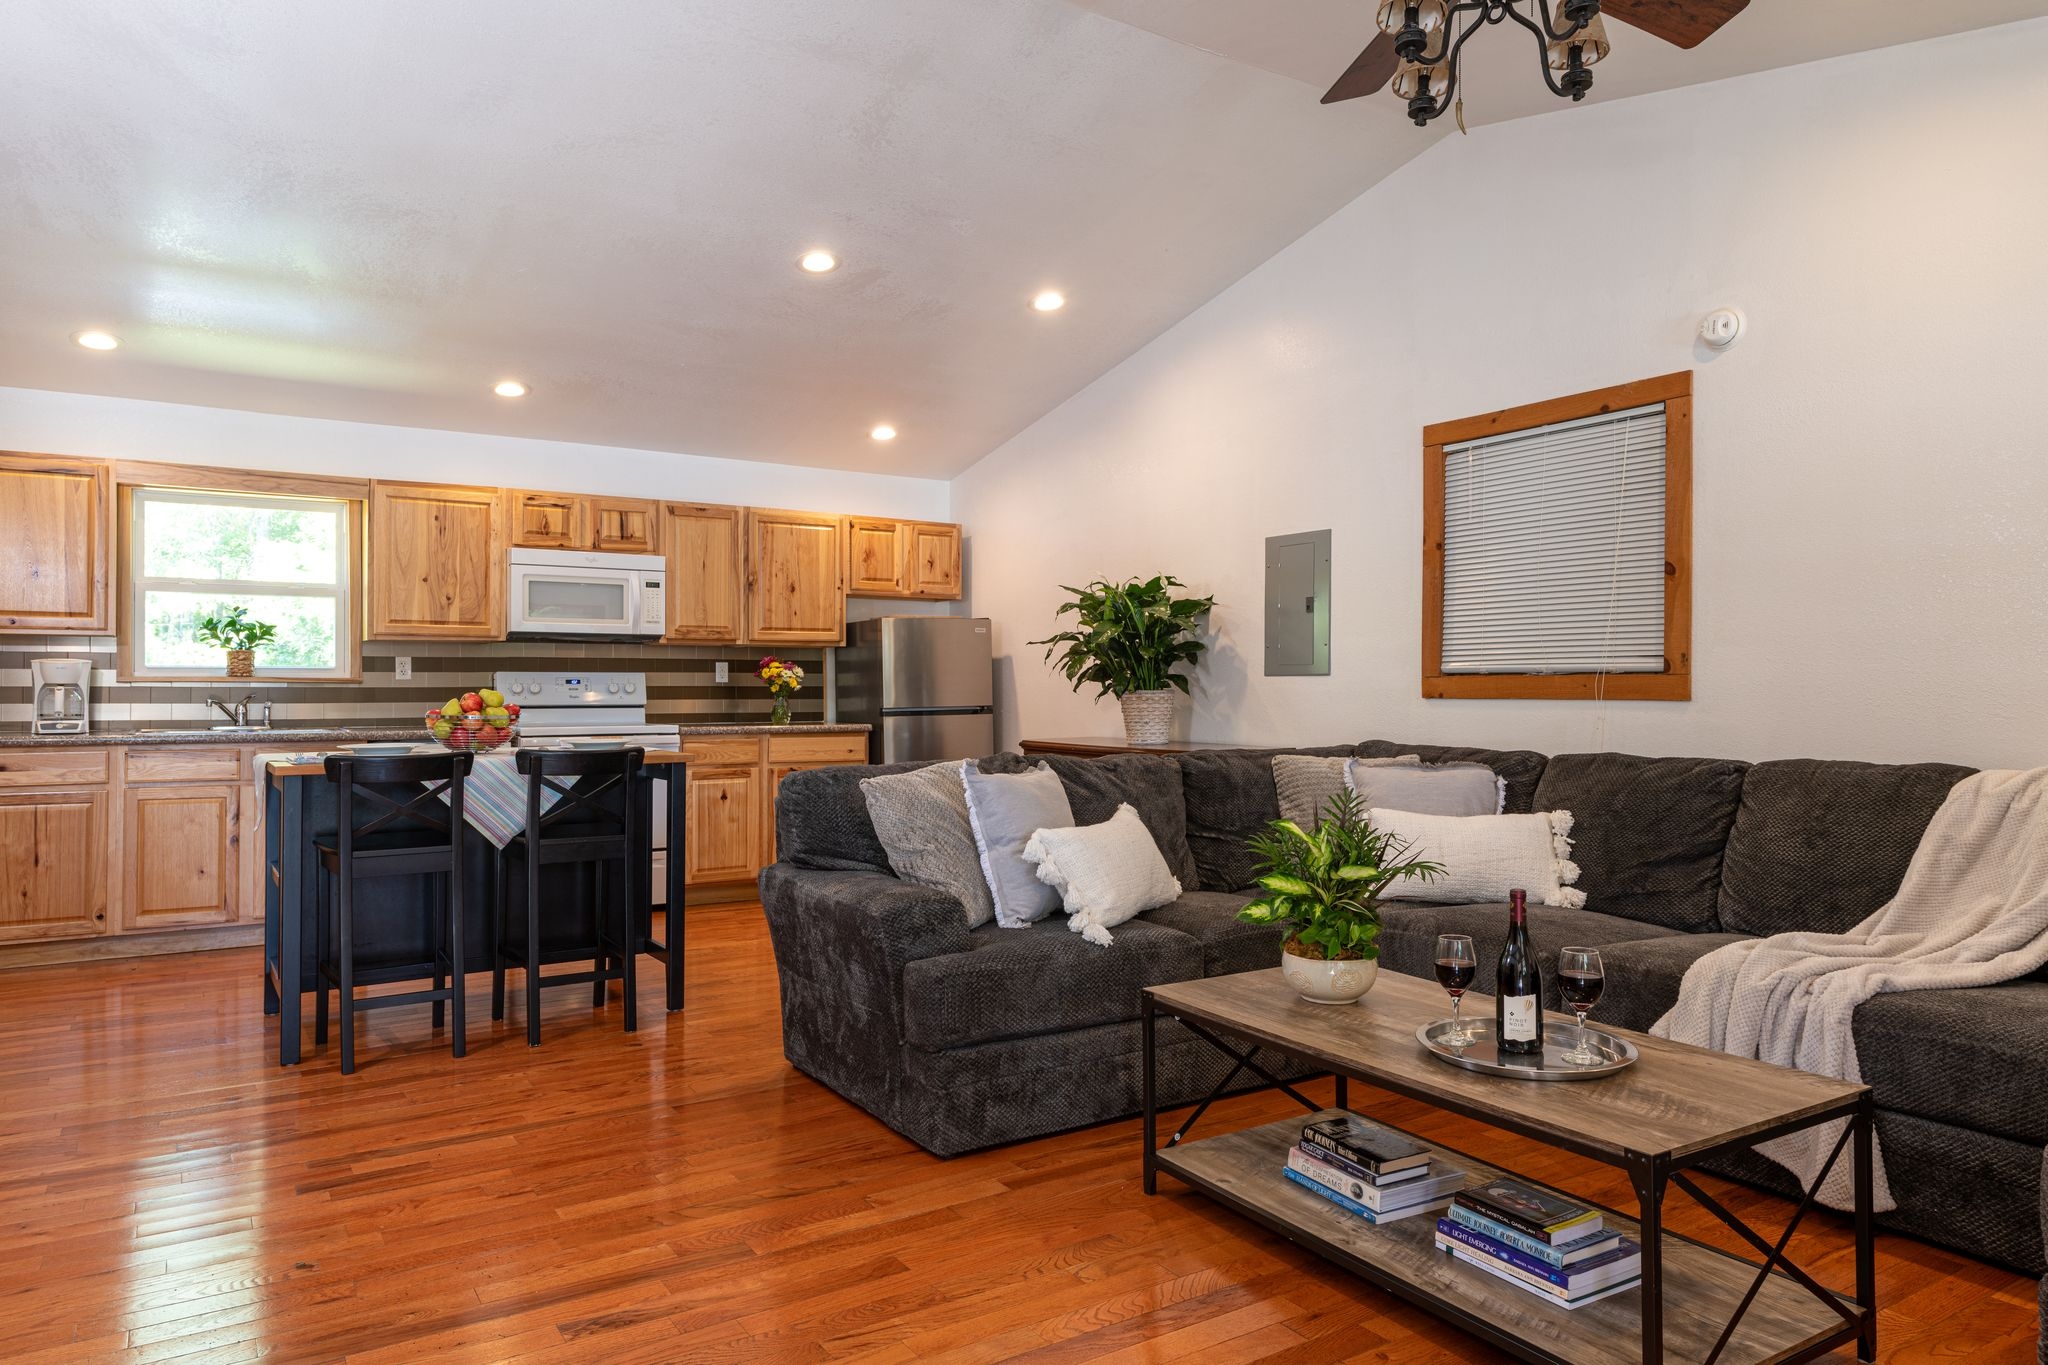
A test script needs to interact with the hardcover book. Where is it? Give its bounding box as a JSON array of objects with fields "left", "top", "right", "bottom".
[
  {"left": 1300, "top": 1115, "right": 1431, "bottom": 1176},
  {"left": 1439, "top": 1242, "right": 1641, "bottom": 1310},
  {"left": 1453, "top": 1178, "right": 1602, "bottom": 1243},
  {"left": 1287, "top": 1146, "right": 1465, "bottom": 1214},
  {"left": 1445, "top": 1204, "right": 1622, "bottom": 1267},
  {"left": 1434, "top": 1219, "right": 1642, "bottom": 1293},
  {"left": 1282, "top": 1167, "right": 1449, "bottom": 1225}
]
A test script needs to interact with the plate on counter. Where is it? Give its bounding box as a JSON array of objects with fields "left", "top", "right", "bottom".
[
  {"left": 340, "top": 742, "right": 419, "bottom": 757},
  {"left": 561, "top": 738, "right": 627, "bottom": 751}
]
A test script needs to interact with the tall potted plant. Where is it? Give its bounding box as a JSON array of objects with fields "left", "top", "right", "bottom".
[
  {"left": 1031, "top": 575, "right": 1214, "bottom": 745},
  {"left": 195, "top": 606, "right": 278, "bottom": 680},
  {"left": 1238, "top": 790, "right": 1444, "bottom": 1004}
]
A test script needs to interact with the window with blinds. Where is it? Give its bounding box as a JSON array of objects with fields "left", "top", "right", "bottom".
[
  {"left": 1441, "top": 402, "right": 1667, "bottom": 675},
  {"left": 1421, "top": 372, "right": 1692, "bottom": 701}
]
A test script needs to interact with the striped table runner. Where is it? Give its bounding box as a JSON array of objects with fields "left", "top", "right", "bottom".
[{"left": 443, "top": 752, "right": 568, "bottom": 848}]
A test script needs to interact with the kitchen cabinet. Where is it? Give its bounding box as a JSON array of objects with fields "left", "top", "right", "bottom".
[
  {"left": 507, "top": 489, "right": 586, "bottom": 549},
  {"left": 842, "top": 518, "right": 963, "bottom": 601},
  {"left": 661, "top": 502, "right": 746, "bottom": 644},
  {"left": 745, "top": 508, "right": 846, "bottom": 645},
  {"left": 0, "top": 451, "right": 113, "bottom": 633},
  {"left": 0, "top": 789, "right": 108, "bottom": 942},
  {"left": 590, "top": 496, "right": 660, "bottom": 553},
  {"left": 685, "top": 765, "right": 761, "bottom": 886},
  {"left": 367, "top": 481, "right": 505, "bottom": 639},
  {"left": 760, "top": 733, "right": 867, "bottom": 866},
  {"left": 122, "top": 784, "right": 238, "bottom": 930}
]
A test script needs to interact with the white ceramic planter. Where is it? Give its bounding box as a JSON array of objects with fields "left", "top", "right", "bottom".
[
  {"left": 1281, "top": 951, "right": 1379, "bottom": 1005},
  {"left": 1119, "top": 689, "right": 1175, "bottom": 745}
]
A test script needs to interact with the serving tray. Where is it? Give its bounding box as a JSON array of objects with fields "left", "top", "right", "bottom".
[{"left": 1415, "top": 1018, "right": 1638, "bottom": 1081}]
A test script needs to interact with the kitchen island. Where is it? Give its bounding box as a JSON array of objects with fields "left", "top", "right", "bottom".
[{"left": 260, "top": 748, "right": 689, "bottom": 1066}]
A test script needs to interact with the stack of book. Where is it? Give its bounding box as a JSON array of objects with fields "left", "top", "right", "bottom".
[
  {"left": 1282, "top": 1115, "right": 1468, "bottom": 1225},
  {"left": 1435, "top": 1177, "right": 1642, "bottom": 1310}
]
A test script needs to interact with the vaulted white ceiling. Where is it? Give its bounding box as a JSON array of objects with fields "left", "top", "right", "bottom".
[{"left": 3, "top": 0, "right": 2042, "bottom": 478}]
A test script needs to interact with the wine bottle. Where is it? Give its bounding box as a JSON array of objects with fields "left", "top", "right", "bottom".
[{"left": 1496, "top": 888, "right": 1543, "bottom": 1056}]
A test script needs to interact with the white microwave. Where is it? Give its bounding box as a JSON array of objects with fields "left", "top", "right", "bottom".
[{"left": 506, "top": 548, "right": 667, "bottom": 639}]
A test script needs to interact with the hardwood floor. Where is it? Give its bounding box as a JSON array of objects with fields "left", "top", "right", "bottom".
[{"left": 0, "top": 902, "right": 2036, "bottom": 1362}]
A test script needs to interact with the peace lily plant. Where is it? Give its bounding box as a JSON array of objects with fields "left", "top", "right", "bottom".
[{"left": 1030, "top": 575, "right": 1214, "bottom": 745}]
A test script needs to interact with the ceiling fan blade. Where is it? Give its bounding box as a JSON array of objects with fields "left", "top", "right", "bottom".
[
  {"left": 1321, "top": 32, "right": 1400, "bottom": 105},
  {"left": 1602, "top": 0, "right": 1751, "bottom": 49}
]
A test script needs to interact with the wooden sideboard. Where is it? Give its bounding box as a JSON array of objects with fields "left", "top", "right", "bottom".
[{"left": 1017, "top": 737, "right": 1250, "bottom": 758}]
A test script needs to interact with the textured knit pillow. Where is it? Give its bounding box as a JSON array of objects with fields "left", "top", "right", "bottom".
[
  {"left": 1371, "top": 808, "right": 1586, "bottom": 908},
  {"left": 860, "top": 762, "right": 996, "bottom": 929},
  {"left": 1023, "top": 804, "right": 1183, "bottom": 946},
  {"left": 1347, "top": 758, "right": 1504, "bottom": 817},
  {"left": 961, "top": 762, "right": 1076, "bottom": 928},
  {"left": 1273, "top": 754, "right": 1421, "bottom": 827}
]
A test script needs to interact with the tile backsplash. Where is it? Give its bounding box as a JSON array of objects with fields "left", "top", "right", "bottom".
[{"left": 0, "top": 638, "right": 825, "bottom": 731}]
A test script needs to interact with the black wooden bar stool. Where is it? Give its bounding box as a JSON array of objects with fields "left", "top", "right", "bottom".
[
  {"left": 489, "top": 747, "right": 645, "bottom": 1046},
  {"left": 314, "top": 751, "right": 473, "bottom": 1075}
]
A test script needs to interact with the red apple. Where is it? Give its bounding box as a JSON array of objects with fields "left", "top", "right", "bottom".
[
  {"left": 478, "top": 724, "right": 502, "bottom": 747},
  {"left": 460, "top": 692, "right": 483, "bottom": 713},
  {"left": 505, "top": 703, "right": 520, "bottom": 718},
  {"left": 461, "top": 712, "right": 484, "bottom": 731}
]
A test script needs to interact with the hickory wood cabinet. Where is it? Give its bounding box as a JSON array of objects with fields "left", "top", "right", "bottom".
[
  {"left": 367, "top": 481, "right": 505, "bottom": 640},
  {"left": 845, "top": 518, "right": 963, "bottom": 600},
  {"left": 679, "top": 731, "right": 867, "bottom": 889},
  {"left": 0, "top": 451, "right": 114, "bottom": 633},
  {"left": 660, "top": 502, "right": 747, "bottom": 644},
  {"left": 507, "top": 489, "right": 662, "bottom": 554},
  {"left": 745, "top": 508, "right": 847, "bottom": 645}
]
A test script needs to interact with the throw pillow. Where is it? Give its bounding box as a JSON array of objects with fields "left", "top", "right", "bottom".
[
  {"left": 1371, "top": 808, "right": 1586, "bottom": 908},
  {"left": 1273, "top": 754, "right": 1421, "bottom": 827},
  {"left": 1347, "top": 758, "right": 1505, "bottom": 817},
  {"left": 1022, "top": 803, "right": 1183, "bottom": 946},
  {"left": 860, "top": 762, "right": 996, "bottom": 929},
  {"left": 961, "top": 762, "right": 1076, "bottom": 927}
]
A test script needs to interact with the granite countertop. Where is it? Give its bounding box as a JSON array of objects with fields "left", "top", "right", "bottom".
[{"left": 0, "top": 722, "right": 870, "bottom": 749}]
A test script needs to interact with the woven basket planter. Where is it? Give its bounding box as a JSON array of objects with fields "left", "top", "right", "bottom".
[
  {"left": 1118, "top": 689, "right": 1175, "bottom": 746},
  {"left": 226, "top": 650, "right": 255, "bottom": 679}
]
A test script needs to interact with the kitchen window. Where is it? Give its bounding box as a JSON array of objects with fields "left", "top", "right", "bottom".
[{"left": 125, "top": 485, "right": 361, "bottom": 680}]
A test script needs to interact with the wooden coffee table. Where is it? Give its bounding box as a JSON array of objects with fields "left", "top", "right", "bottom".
[{"left": 1141, "top": 969, "right": 1875, "bottom": 1365}]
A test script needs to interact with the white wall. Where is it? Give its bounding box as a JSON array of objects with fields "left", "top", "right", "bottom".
[
  {"left": 0, "top": 386, "right": 950, "bottom": 520},
  {"left": 953, "top": 22, "right": 2048, "bottom": 771}
]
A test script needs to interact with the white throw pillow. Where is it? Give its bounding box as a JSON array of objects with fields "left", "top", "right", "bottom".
[
  {"left": 1345, "top": 758, "right": 1504, "bottom": 817},
  {"left": 1371, "top": 808, "right": 1586, "bottom": 909},
  {"left": 1022, "top": 804, "right": 1182, "bottom": 947}
]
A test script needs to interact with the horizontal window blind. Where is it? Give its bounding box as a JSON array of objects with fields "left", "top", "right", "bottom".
[{"left": 1441, "top": 402, "right": 1667, "bottom": 675}]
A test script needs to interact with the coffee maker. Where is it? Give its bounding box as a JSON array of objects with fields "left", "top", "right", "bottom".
[{"left": 30, "top": 658, "right": 91, "bottom": 736}]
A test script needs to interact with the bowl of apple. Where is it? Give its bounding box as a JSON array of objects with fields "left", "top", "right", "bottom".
[{"left": 427, "top": 688, "right": 520, "bottom": 753}]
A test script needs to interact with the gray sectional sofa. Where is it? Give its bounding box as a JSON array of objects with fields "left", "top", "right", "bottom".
[{"left": 760, "top": 740, "right": 2048, "bottom": 1278}]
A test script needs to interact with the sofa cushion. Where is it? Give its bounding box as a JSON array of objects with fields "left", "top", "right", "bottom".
[
  {"left": 1358, "top": 742, "right": 1549, "bottom": 814},
  {"left": 1718, "top": 759, "right": 1976, "bottom": 937},
  {"left": 1853, "top": 983, "right": 2048, "bottom": 1149},
  {"left": 1588, "top": 932, "right": 1753, "bottom": 1033},
  {"left": 1380, "top": 901, "right": 1684, "bottom": 1011},
  {"left": 1138, "top": 890, "right": 1282, "bottom": 977},
  {"left": 1180, "top": 746, "right": 1355, "bottom": 892},
  {"left": 1033, "top": 753, "right": 1200, "bottom": 891},
  {"left": 900, "top": 917, "right": 1203, "bottom": 1052},
  {"left": 1531, "top": 752, "right": 1749, "bottom": 932},
  {"left": 777, "top": 754, "right": 1031, "bottom": 874}
]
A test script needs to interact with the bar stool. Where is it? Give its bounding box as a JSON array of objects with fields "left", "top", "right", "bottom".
[
  {"left": 314, "top": 751, "right": 474, "bottom": 1075},
  {"left": 490, "top": 747, "right": 646, "bottom": 1046}
]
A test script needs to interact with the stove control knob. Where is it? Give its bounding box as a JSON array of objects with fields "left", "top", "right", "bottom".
[
  {"left": 624, "top": 682, "right": 637, "bottom": 694},
  {"left": 508, "top": 682, "right": 524, "bottom": 696},
  {"left": 607, "top": 682, "right": 621, "bottom": 694}
]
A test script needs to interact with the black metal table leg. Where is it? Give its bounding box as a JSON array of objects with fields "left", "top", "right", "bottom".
[
  {"left": 666, "top": 763, "right": 685, "bottom": 1012},
  {"left": 278, "top": 775, "right": 305, "bottom": 1066},
  {"left": 1634, "top": 1156, "right": 1667, "bottom": 1365},
  {"left": 1854, "top": 1095, "right": 1877, "bottom": 1361},
  {"left": 262, "top": 773, "right": 281, "bottom": 1017},
  {"left": 1334, "top": 1075, "right": 1349, "bottom": 1111},
  {"left": 1142, "top": 995, "right": 1158, "bottom": 1196}
]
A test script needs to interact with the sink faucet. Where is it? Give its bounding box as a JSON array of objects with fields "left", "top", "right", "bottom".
[{"left": 206, "top": 695, "right": 262, "bottom": 727}]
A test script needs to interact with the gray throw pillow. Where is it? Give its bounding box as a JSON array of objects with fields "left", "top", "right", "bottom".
[
  {"left": 1273, "top": 754, "right": 1421, "bottom": 827},
  {"left": 1346, "top": 757, "right": 1503, "bottom": 817},
  {"left": 961, "top": 762, "right": 1075, "bottom": 928},
  {"left": 861, "top": 762, "right": 997, "bottom": 929}
]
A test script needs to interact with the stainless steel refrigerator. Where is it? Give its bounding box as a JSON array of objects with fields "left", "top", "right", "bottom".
[{"left": 837, "top": 616, "right": 996, "bottom": 763}]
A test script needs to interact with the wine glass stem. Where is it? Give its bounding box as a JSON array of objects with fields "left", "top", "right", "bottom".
[{"left": 1451, "top": 995, "right": 1462, "bottom": 1036}]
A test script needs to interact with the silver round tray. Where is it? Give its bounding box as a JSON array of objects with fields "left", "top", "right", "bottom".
[{"left": 1416, "top": 1018, "right": 1638, "bottom": 1081}]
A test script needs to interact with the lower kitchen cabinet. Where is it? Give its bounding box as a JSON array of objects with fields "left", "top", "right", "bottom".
[
  {"left": 685, "top": 765, "right": 761, "bottom": 886},
  {"left": 122, "top": 784, "right": 239, "bottom": 930},
  {"left": 0, "top": 789, "right": 109, "bottom": 942}
]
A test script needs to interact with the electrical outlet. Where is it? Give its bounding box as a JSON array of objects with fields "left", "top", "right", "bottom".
[
  {"left": 714, "top": 661, "right": 729, "bottom": 684},
  {"left": 394, "top": 656, "right": 413, "bottom": 681}
]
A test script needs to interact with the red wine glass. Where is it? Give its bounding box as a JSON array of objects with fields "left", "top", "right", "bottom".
[
  {"left": 1434, "top": 934, "right": 1478, "bottom": 1045},
  {"left": 1558, "top": 946, "right": 1605, "bottom": 1065}
]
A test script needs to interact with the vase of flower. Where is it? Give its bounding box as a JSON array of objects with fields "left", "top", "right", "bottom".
[{"left": 757, "top": 656, "right": 805, "bottom": 725}]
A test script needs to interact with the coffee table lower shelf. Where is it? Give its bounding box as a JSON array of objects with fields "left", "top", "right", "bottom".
[{"left": 1154, "top": 1115, "right": 1858, "bottom": 1365}]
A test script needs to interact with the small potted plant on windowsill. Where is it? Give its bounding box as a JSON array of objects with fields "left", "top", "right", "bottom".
[
  {"left": 1238, "top": 790, "right": 1444, "bottom": 1005},
  {"left": 195, "top": 606, "right": 278, "bottom": 680},
  {"left": 1031, "top": 575, "right": 1215, "bottom": 745}
]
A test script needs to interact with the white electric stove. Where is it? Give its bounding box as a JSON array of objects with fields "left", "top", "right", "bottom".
[{"left": 494, "top": 670, "right": 680, "bottom": 902}]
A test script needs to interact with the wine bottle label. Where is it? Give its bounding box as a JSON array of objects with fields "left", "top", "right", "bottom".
[{"left": 1501, "top": 995, "right": 1537, "bottom": 1042}]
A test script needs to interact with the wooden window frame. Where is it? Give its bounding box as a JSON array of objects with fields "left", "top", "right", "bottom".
[
  {"left": 1422, "top": 371, "right": 1692, "bottom": 702},
  {"left": 116, "top": 464, "right": 367, "bottom": 683}
]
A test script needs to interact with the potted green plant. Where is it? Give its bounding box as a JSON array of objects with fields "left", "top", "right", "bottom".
[
  {"left": 1238, "top": 790, "right": 1444, "bottom": 1004},
  {"left": 194, "top": 606, "right": 278, "bottom": 679},
  {"left": 1030, "top": 575, "right": 1215, "bottom": 745}
]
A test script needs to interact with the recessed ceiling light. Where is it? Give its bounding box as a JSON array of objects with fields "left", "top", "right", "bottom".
[
  {"left": 493, "top": 380, "right": 529, "bottom": 399},
  {"left": 870, "top": 424, "right": 898, "bottom": 442},
  {"left": 799, "top": 250, "right": 839, "bottom": 274},
  {"left": 1031, "top": 290, "right": 1066, "bottom": 313},
  {"left": 73, "top": 330, "right": 121, "bottom": 351}
]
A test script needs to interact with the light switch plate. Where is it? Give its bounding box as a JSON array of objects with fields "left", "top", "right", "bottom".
[{"left": 714, "top": 661, "right": 730, "bottom": 684}]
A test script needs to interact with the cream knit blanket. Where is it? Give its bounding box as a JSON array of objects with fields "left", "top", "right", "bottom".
[{"left": 1652, "top": 767, "right": 2048, "bottom": 1211}]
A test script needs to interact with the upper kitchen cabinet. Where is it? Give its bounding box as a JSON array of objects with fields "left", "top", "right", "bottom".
[
  {"left": 0, "top": 451, "right": 113, "bottom": 633},
  {"left": 367, "top": 481, "right": 505, "bottom": 639},
  {"left": 590, "top": 496, "right": 660, "bottom": 554},
  {"left": 506, "top": 489, "right": 586, "bottom": 549},
  {"left": 843, "top": 518, "right": 963, "bottom": 602},
  {"left": 660, "top": 502, "right": 745, "bottom": 644},
  {"left": 745, "top": 508, "right": 845, "bottom": 645}
]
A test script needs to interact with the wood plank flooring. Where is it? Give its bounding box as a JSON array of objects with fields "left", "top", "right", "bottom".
[{"left": 0, "top": 902, "right": 2036, "bottom": 1362}]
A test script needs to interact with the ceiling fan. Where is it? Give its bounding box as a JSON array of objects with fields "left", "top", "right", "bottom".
[{"left": 1325, "top": 0, "right": 1750, "bottom": 126}]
